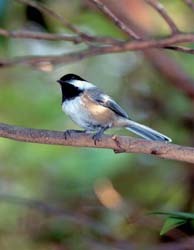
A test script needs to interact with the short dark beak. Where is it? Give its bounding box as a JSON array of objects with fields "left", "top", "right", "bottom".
[{"left": 57, "top": 79, "right": 61, "bottom": 84}]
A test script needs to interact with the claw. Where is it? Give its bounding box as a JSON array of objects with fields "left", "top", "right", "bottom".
[
  {"left": 92, "top": 126, "right": 108, "bottom": 145},
  {"left": 92, "top": 132, "right": 102, "bottom": 145},
  {"left": 64, "top": 130, "right": 72, "bottom": 140}
]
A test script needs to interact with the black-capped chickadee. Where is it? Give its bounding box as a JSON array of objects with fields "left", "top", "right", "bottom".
[{"left": 57, "top": 74, "right": 171, "bottom": 143}]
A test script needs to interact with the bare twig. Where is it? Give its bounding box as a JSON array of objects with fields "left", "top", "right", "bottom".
[
  {"left": 109, "top": 3, "right": 194, "bottom": 101},
  {"left": 184, "top": 0, "right": 194, "bottom": 11},
  {"left": 0, "top": 28, "right": 83, "bottom": 43},
  {"left": 1, "top": 0, "right": 194, "bottom": 70},
  {"left": 15, "top": 0, "right": 98, "bottom": 43},
  {"left": 165, "top": 45, "right": 194, "bottom": 54},
  {"left": 16, "top": 0, "right": 80, "bottom": 33},
  {"left": 145, "top": 0, "right": 180, "bottom": 34},
  {"left": 145, "top": 50, "right": 194, "bottom": 99},
  {"left": 1, "top": 33, "right": 194, "bottom": 67},
  {"left": 0, "top": 28, "right": 123, "bottom": 45},
  {"left": 2, "top": 28, "right": 194, "bottom": 55},
  {"left": 90, "top": 0, "right": 141, "bottom": 40},
  {"left": 1, "top": 122, "right": 194, "bottom": 163}
]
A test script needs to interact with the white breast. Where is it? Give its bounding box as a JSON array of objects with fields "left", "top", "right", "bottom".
[{"left": 62, "top": 97, "right": 91, "bottom": 129}]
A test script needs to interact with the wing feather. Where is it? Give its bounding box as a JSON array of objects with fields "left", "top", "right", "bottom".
[{"left": 86, "top": 88, "right": 129, "bottom": 119}]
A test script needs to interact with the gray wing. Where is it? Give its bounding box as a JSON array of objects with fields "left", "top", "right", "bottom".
[{"left": 87, "top": 87, "right": 129, "bottom": 119}]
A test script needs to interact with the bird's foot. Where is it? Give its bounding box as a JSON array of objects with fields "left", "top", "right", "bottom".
[
  {"left": 92, "top": 129, "right": 106, "bottom": 145},
  {"left": 64, "top": 129, "right": 85, "bottom": 140},
  {"left": 92, "top": 132, "right": 102, "bottom": 145},
  {"left": 92, "top": 127, "right": 109, "bottom": 145}
]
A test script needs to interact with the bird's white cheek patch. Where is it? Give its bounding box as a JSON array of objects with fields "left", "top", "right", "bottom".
[{"left": 70, "top": 80, "right": 94, "bottom": 90}]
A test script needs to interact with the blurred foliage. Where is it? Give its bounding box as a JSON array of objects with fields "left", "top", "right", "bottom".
[{"left": 0, "top": 0, "right": 194, "bottom": 249}]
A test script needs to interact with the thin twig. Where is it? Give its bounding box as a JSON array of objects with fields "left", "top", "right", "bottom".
[
  {"left": 145, "top": 50, "right": 194, "bottom": 99},
  {"left": 184, "top": 0, "right": 194, "bottom": 11},
  {"left": 0, "top": 122, "right": 194, "bottom": 164},
  {"left": 3, "top": 29, "right": 194, "bottom": 53},
  {"left": 0, "top": 28, "right": 83, "bottom": 43},
  {"left": 15, "top": 0, "right": 98, "bottom": 43},
  {"left": 1, "top": 33, "right": 194, "bottom": 67},
  {"left": 145, "top": 0, "right": 180, "bottom": 34},
  {"left": 16, "top": 0, "right": 80, "bottom": 33},
  {"left": 116, "top": 6, "right": 194, "bottom": 100},
  {"left": 0, "top": 28, "right": 123, "bottom": 45},
  {"left": 90, "top": 0, "right": 141, "bottom": 40},
  {"left": 165, "top": 45, "right": 194, "bottom": 54}
]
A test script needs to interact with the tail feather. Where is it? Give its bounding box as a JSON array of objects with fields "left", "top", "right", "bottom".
[{"left": 125, "top": 120, "right": 172, "bottom": 142}]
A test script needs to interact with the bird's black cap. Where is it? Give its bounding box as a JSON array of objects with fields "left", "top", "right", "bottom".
[{"left": 57, "top": 74, "right": 85, "bottom": 84}]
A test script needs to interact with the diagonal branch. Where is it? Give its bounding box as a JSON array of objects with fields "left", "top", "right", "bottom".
[
  {"left": 16, "top": 0, "right": 80, "bottom": 34},
  {"left": 15, "top": 0, "right": 97, "bottom": 43},
  {"left": 184, "top": 0, "right": 194, "bottom": 11},
  {"left": 146, "top": 50, "right": 194, "bottom": 99},
  {"left": 0, "top": 122, "right": 194, "bottom": 164},
  {"left": 90, "top": 0, "right": 141, "bottom": 40},
  {"left": 145, "top": 0, "right": 180, "bottom": 34},
  {"left": 106, "top": 2, "right": 194, "bottom": 100}
]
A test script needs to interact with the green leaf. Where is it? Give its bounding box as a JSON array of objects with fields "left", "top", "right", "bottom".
[
  {"left": 150, "top": 211, "right": 194, "bottom": 220},
  {"left": 160, "top": 217, "right": 186, "bottom": 236},
  {"left": 149, "top": 210, "right": 194, "bottom": 235}
]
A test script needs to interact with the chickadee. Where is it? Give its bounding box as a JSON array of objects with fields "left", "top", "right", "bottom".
[{"left": 57, "top": 74, "right": 172, "bottom": 143}]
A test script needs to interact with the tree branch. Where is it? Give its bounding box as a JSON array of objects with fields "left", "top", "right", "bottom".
[
  {"left": 16, "top": 0, "right": 79, "bottom": 33},
  {"left": 109, "top": 3, "right": 194, "bottom": 101},
  {"left": 165, "top": 45, "right": 194, "bottom": 54},
  {"left": 145, "top": 0, "right": 180, "bottom": 34},
  {"left": 15, "top": 0, "right": 100, "bottom": 43},
  {"left": 184, "top": 0, "right": 194, "bottom": 12},
  {"left": 90, "top": 0, "right": 141, "bottom": 40},
  {"left": 145, "top": 50, "right": 194, "bottom": 99},
  {"left": 1, "top": 122, "right": 194, "bottom": 164},
  {"left": 0, "top": 0, "right": 194, "bottom": 70},
  {"left": 0, "top": 28, "right": 122, "bottom": 45},
  {"left": 1, "top": 33, "right": 194, "bottom": 67},
  {"left": 0, "top": 28, "right": 84, "bottom": 43}
]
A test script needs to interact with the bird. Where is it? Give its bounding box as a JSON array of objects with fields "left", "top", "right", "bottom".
[{"left": 57, "top": 73, "right": 172, "bottom": 143}]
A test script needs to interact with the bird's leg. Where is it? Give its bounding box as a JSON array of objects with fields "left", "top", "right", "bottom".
[
  {"left": 92, "top": 127, "right": 108, "bottom": 144},
  {"left": 64, "top": 129, "right": 86, "bottom": 139}
]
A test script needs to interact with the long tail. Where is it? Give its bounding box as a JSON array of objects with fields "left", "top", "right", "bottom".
[{"left": 125, "top": 120, "right": 172, "bottom": 142}]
